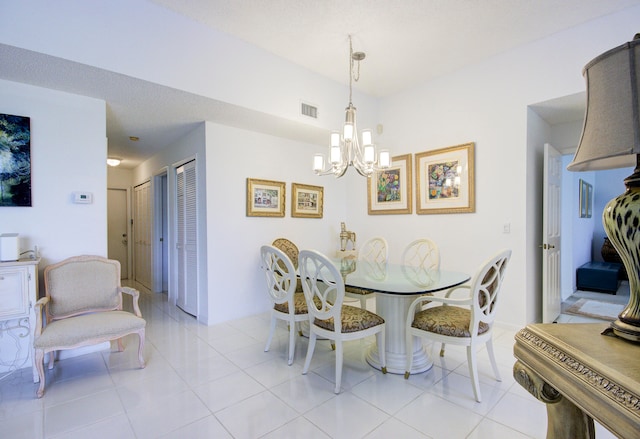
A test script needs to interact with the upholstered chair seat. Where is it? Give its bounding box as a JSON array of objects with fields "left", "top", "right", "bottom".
[{"left": 411, "top": 306, "right": 489, "bottom": 338}]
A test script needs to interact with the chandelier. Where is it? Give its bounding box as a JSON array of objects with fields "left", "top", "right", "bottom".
[{"left": 313, "top": 36, "right": 390, "bottom": 178}]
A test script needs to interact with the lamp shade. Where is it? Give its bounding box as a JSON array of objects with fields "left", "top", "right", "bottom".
[{"left": 567, "top": 35, "right": 640, "bottom": 172}]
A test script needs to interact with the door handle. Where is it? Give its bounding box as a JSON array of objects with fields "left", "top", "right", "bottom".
[{"left": 540, "top": 244, "right": 556, "bottom": 250}]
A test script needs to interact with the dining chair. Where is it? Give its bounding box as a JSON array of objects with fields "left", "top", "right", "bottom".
[
  {"left": 401, "top": 238, "right": 440, "bottom": 286},
  {"left": 403, "top": 249, "right": 511, "bottom": 402},
  {"left": 272, "top": 237, "right": 303, "bottom": 292},
  {"left": 345, "top": 236, "right": 388, "bottom": 309},
  {"left": 261, "top": 245, "right": 309, "bottom": 365},
  {"left": 299, "top": 249, "right": 387, "bottom": 393}
]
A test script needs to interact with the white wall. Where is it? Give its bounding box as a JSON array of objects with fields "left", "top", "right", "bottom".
[
  {"left": 0, "top": 79, "right": 107, "bottom": 372},
  {"left": 0, "top": 79, "right": 107, "bottom": 270},
  {"left": 204, "top": 123, "right": 348, "bottom": 324}
]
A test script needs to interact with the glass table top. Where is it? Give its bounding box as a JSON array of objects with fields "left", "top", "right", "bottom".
[{"left": 332, "top": 257, "right": 470, "bottom": 295}]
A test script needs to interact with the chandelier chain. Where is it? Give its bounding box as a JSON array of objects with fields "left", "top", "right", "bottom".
[{"left": 349, "top": 35, "right": 361, "bottom": 104}]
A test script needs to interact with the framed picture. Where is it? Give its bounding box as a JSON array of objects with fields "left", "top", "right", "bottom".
[
  {"left": 0, "top": 113, "right": 31, "bottom": 207},
  {"left": 367, "top": 154, "right": 412, "bottom": 215},
  {"left": 246, "top": 178, "right": 285, "bottom": 217},
  {"left": 579, "top": 178, "right": 592, "bottom": 218},
  {"left": 415, "top": 142, "right": 475, "bottom": 214},
  {"left": 291, "top": 183, "right": 323, "bottom": 218}
]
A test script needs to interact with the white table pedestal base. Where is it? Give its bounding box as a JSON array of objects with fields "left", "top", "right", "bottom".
[{"left": 366, "top": 293, "right": 433, "bottom": 374}]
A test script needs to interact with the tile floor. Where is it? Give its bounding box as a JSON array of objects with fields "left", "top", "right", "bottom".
[{"left": 0, "top": 283, "right": 619, "bottom": 439}]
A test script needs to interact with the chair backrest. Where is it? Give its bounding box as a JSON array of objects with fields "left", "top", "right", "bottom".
[
  {"left": 469, "top": 249, "right": 511, "bottom": 330},
  {"left": 272, "top": 238, "right": 300, "bottom": 269},
  {"left": 358, "top": 237, "right": 388, "bottom": 280},
  {"left": 260, "top": 245, "right": 297, "bottom": 306},
  {"left": 401, "top": 239, "right": 440, "bottom": 285},
  {"left": 299, "top": 250, "right": 345, "bottom": 323},
  {"left": 44, "top": 255, "right": 122, "bottom": 321}
]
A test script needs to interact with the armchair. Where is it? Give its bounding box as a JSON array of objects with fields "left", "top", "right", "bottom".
[{"left": 33, "top": 255, "right": 146, "bottom": 398}]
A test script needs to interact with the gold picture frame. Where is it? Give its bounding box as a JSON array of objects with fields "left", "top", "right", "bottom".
[
  {"left": 367, "top": 154, "right": 412, "bottom": 215},
  {"left": 291, "top": 183, "right": 323, "bottom": 218},
  {"left": 415, "top": 142, "right": 475, "bottom": 214},
  {"left": 246, "top": 178, "right": 285, "bottom": 217}
]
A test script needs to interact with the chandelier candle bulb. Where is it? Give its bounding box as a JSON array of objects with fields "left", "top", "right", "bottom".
[
  {"left": 379, "top": 150, "right": 390, "bottom": 168},
  {"left": 330, "top": 145, "right": 342, "bottom": 164},
  {"left": 364, "top": 145, "right": 375, "bottom": 164},
  {"left": 313, "top": 154, "right": 325, "bottom": 172},
  {"left": 343, "top": 123, "right": 354, "bottom": 141},
  {"left": 362, "top": 129, "right": 373, "bottom": 146}
]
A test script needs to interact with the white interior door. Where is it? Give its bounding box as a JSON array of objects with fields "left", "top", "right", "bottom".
[
  {"left": 176, "top": 160, "right": 198, "bottom": 316},
  {"left": 133, "top": 181, "right": 152, "bottom": 290},
  {"left": 543, "top": 143, "right": 562, "bottom": 323},
  {"left": 107, "top": 188, "right": 128, "bottom": 279}
]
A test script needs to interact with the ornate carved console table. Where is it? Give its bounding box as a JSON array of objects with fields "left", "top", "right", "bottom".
[{"left": 513, "top": 323, "right": 640, "bottom": 439}]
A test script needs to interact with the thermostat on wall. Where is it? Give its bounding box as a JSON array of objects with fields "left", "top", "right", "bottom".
[{"left": 73, "top": 192, "right": 93, "bottom": 204}]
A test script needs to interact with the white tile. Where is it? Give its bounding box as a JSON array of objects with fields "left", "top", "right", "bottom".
[
  {"left": 245, "top": 357, "right": 307, "bottom": 389},
  {"left": 126, "top": 389, "right": 211, "bottom": 439},
  {"left": 467, "top": 417, "right": 532, "bottom": 439},
  {"left": 261, "top": 416, "right": 332, "bottom": 438},
  {"left": 44, "top": 389, "right": 125, "bottom": 437},
  {"left": 363, "top": 417, "right": 429, "bottom": 439},
  {"left": 174, "top": 350, "right": 240, "bottom": 387},
  {"left": 215, "top": 391, "right": 298, "bottom": 438},
  {"left": 350, "top": 372, "right": 424, "bottom": 415},
  {"left": 158, "top": 415, "right": 233, "bottom": 439},
  {"left": 195, "top": 370, "right": 265, "bottom": 413},
  {"left": 486, "top": 391, "right": 547, "bottom": 439},
  {"left": 49, "top": 413, "right": 136, "bottom": 439},
  {"left": 116, "top": 370, "right": 189, "bottom": 411},
  {"left": 395, "top": 393, "right": 483, "bottom": 438},
  {"left": 0, "top": 408, "right": 44, "bottom": 439},
  {"left": 304, "top": 392, "right": 390, "bottom": 439},
  {"left": 269, "top": 372, "right": 337, "bottom": 414}
]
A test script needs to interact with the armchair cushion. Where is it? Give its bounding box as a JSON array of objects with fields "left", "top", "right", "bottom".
[
  {"left": 34, "top": 311, "right": 146, "bottom": 349},
  {"left": 412, "top": 305, "right": 489, "bottom": 338}
]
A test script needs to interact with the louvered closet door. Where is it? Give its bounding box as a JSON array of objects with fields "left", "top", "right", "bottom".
[
  {"left": 176, "top": 160, "right": 198, "bottom": 316},
  {"left": 133, "top": 181, "right": 152, "bottom": 290}
]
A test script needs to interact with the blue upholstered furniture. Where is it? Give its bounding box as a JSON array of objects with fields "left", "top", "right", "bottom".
[{"left": 576, "top": 261, "right": 622, "bottom": 294}]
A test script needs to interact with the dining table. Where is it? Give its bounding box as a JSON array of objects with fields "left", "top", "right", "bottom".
[{"left": 333, "top": 257, "right": 470, "bottom": 375}]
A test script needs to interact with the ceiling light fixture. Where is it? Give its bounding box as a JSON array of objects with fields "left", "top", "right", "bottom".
[
  {"left": 313, "top": 35, "right": 390, "bottom": 178},
  {"left": 106, "top": 157, "right": 121, "bottom": 167}
]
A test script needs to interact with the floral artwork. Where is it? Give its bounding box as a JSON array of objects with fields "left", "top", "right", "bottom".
[
  {"left": 416, "top": 143, "right": 475, "bottom": 214},
  {"left": 368, "top": 154, "right": 412, "bottom": 215},
  {"left": 377, "top": 169, "right": 401, "bottom": 202},
  {"left": 428, "top": 161, "right": 460, "bottom": 200},
  {"left": 0, "top": 113, "right": 31, "bottom": 207}
]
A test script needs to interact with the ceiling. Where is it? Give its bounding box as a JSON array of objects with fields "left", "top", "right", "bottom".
[{"left": 3, "top": 0, "right": 640, "bottom": 168}]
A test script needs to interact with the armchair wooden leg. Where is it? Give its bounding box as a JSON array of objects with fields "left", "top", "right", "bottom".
[
  {"left": 137, "top": 330, "right": 146, "bottom": 368},
  {"left": 35, "top": 349, "right": 45, "bottom": 398}
]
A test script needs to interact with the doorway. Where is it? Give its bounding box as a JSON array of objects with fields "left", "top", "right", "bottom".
[{"left": 107, "top": 188, "right": 129, "bottom": 279}]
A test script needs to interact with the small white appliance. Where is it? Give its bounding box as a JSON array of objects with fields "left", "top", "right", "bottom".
[{"left": 0, "top": 233, "right": 20, "bottom": 261}]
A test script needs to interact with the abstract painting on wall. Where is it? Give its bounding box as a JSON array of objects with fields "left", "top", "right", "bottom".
[{"left": 0, "top": 113, "right": 31, "bottom": 207}]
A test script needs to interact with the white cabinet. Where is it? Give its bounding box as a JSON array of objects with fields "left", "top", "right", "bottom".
[{"left": 0, "top": 259, "right": 39, "bottom": 381}]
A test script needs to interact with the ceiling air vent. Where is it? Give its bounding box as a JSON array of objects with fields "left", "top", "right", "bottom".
[{"left": 301, "top": 102, "right": 318, "bottom": 119}]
